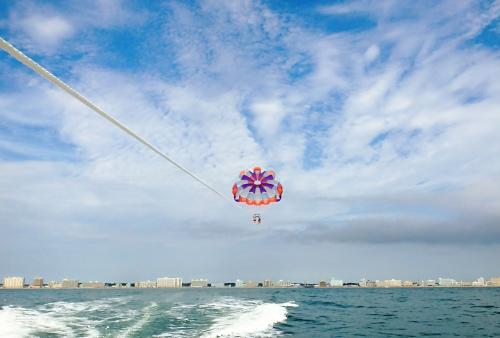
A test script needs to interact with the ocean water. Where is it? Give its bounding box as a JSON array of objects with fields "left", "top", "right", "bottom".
[{"left": 0, "top": 288, "right": 499, "bottom": 337}]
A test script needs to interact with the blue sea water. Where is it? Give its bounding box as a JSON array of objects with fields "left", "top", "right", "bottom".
[{"left": 0, "top": 288, "right": 499, "bottom": 337}]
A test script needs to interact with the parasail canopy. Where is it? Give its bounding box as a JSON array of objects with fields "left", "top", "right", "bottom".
[{"left": 232, "top": 166, "right": 283, "bottom": 206}]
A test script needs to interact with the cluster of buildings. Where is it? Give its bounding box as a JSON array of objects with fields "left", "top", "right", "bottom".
[
  {"left": 355, "top": 277, "right": 498, "bottom": 288},
  {"left": 2, "top": 275, "right": 500, "bottom": 289}
]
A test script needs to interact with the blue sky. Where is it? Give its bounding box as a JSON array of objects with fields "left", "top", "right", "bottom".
[{"left": 1, "top": 0, "right": 500, "bottom": 282}]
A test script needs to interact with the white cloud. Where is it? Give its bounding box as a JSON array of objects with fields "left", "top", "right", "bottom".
[
  {"left": 251, "top": 99, "right": 286, "bottom": 138},
  {"left": 1, "top": 0, "right": 500, "bottom": 280},
  {"left": 3, "top": 0, "right": 146, "bottom": 55},
  {"left": 17, "top": 15, "right": 74, "bottom": 48},
  {"left": 364, "top": 44, "right": 379, "bottom": 64},
  {"left": 318, "top": 1, "right": 370, "bottom": 15}
]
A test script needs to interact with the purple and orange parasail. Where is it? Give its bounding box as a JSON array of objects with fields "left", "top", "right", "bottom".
[{"left": 232, "top": 166, "right": 283, "bottom": 223}]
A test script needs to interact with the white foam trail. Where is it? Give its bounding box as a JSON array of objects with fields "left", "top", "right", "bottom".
[
  {"left": 279, "top": 301, "right": 299, "bottom": 308},
  {"left": 0, "top": 305, "right": 77, "bottom": 337},
  {"left": 200, "top": 298, "right": 298, "bottom": 338},
  {"left": 43, "top": 296, "right": 125, "bottom": 313},
  {"left": 118, "top": 302, "right": 158, "bottom": 338},
  {"left": 0, "top": 297, "right": 126, "bottom": 337},
  {"left": 0, "top": 307, "right": 37, "bottom": 338}
]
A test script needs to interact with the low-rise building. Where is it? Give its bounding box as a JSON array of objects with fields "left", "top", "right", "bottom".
[
  {"left": 48, "top": 281, "right": 62, "bottom": 288},
  {"left": 376, "top": 279, "right": 402, "bottom": 288},
  {"left": 359, "top": 279, "right": 376, "bottom": 287},
  {"left": 3, "top": 276, "right": 24, "bottom": 289},
  {"left": 81, "top": 281, "right": 105, "bottom": 288},
  {"left": 425, "top": 279, "right": 437, "bottom": 287},
  {"left": 317, "top": 280, "right": 328, "bottom": 288},
  {"left": 263, "top": 280, "right": 273, "bottom": 287},
  {"left": 472, "top": 277, "right": 485, "bottom": 287},
  {"left": 275, "top": 280, "right": 292, "bottom": 288},
  {"left": 136, "top": 280, "right": 156, "bottom": 288},
  {"left": 109, "top": 282, "right": 123, "bottom": 288},
  {"left": 438, "top": 278, "right": 456, "bottom": 287},
  {"left": 402, "top": 280, "right": 414, "bottom": 287},
  {"left": 245, "top": 280, "right": 257, "bottom": 288},
  {"left": 190, "top": 279, "right": 208, "bottom": 288}
]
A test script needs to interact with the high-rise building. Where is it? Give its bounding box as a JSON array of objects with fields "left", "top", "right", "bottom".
[
  {"left": 31, "top": 277, "right": 43, "bottom": 288},
  {"left": 3, "top": 276, "right": 25, "bottom": 288},
  {"left": 61, "top": 279, "right": 79, "bottom": 288},
  {"left": 190, "top": 279, "right": 208, "bottom": 287},
  {"left": 156, "top": 277, "right": 182, "bottom": 288}
]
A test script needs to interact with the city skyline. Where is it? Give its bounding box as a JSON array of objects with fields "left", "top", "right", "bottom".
[
  {"left": 1, "top": 0, "right": 500, "bottom": 281},
  {"left": 3, "top": 274, "right": 500, "bottom": 288}
]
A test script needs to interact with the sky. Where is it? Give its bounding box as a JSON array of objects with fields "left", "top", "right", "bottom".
[{"left": 0, "top": 0, "right": 500, "bottom": 283}]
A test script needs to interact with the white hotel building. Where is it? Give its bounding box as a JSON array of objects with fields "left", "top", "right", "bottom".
[
  {"left": 3, "top": 276, "right": 25, "bottom": 288},
  {"left": 156, "top": 277, "right": 182, "bottom": 288}
]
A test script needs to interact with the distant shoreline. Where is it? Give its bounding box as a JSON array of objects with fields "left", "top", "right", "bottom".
[{"left": 1, "top": 286, "right": 499, "bottom": 290}]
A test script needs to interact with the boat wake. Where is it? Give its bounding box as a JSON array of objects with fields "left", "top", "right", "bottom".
[
  {"left": 199, "top": 298, "right": 298, "bottom": 338},
  {"left": 0, "top": 297, "right": 127, "bottom": 338},
  {"left": 0, "top": 295, "right": 297, "bottom": 337}
]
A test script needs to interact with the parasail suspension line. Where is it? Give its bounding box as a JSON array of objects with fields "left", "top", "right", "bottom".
[{"left": 0, "top": 36, "right": 235, "bottom": 206}]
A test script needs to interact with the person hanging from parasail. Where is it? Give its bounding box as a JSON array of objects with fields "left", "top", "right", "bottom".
[{"left": 232, "top": 166, "right": 283, "bottom": 223}]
